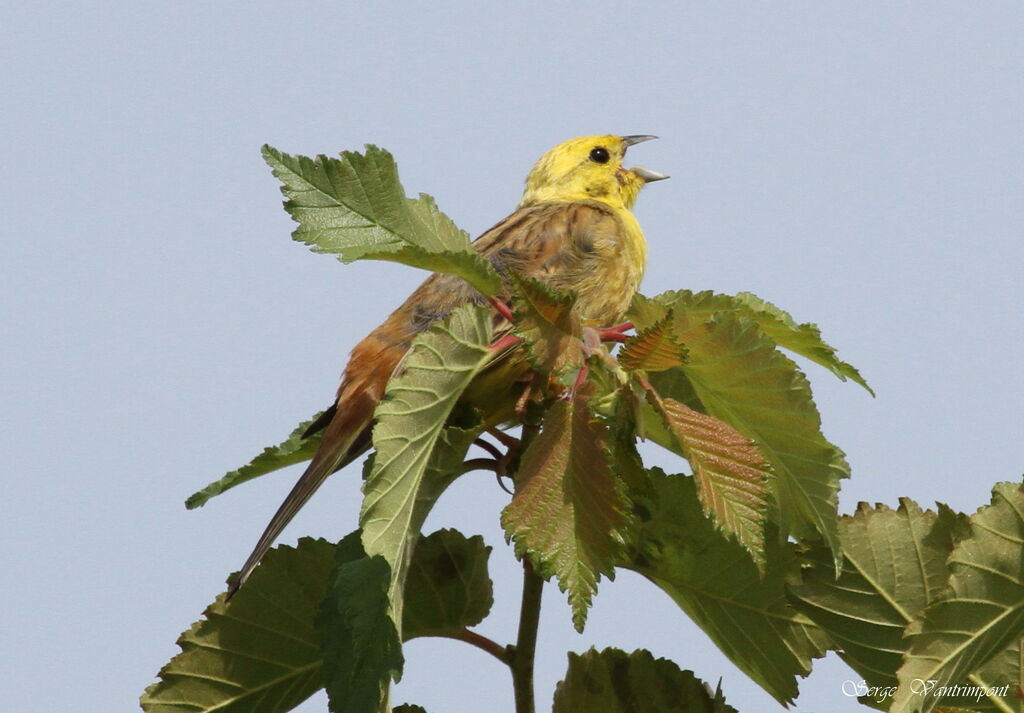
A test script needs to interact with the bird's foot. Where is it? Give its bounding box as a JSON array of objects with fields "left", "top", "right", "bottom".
[
  {"left": 595, "top": 321, "right": 634, "bottom": 343},
  {"left": 490, "top": 333, "right": 522, "bottom": 353},
  {"left": 487, "top": 295, "right": 515, "bottom": 322}
]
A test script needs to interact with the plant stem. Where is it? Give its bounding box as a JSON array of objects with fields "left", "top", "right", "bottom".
[
  {"left": 447, "top": 628, "right": 511, "bottom": 665},
  {"left": 506, "top": 404, "right": 545, "bottom": 713},
  {"left": 510, "top": 557, "right": 544, "bottom": 713}
]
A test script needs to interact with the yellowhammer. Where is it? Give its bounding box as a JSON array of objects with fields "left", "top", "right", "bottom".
[{"left": 228, "top": 134, "right": 667, "bottom": 596}]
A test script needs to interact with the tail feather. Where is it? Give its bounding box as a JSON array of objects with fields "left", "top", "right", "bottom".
[
  {"left": 225, "top": 272, "right": 460, "bottom": 599},
  {"left": 225, "top": 389, "right": 376, "bottom": 599}
]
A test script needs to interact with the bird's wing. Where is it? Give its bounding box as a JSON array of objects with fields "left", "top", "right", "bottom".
[
  {"left": 228, "top": 202, "right": 620, "bottom": 597},
  {"left": 475, "top": 200, "right": 619, "bottom": 289}
]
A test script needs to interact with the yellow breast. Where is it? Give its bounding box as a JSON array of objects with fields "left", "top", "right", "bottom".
[{"left": 575, "top": 208, "right": 647, "bottom": 325}]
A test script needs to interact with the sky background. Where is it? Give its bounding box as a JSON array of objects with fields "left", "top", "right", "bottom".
[{"left": 3, "top": 3, "right": 1022, "bottom": 712}]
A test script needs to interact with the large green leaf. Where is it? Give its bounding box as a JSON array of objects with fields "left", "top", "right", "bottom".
[
  {"left": 552, "top": 648, "right": 738, "bottom": 713},
  {"left": 789, "top": 500, "right": 964, "bottom": 710},
  {"left": 185, "top": 413, "right": 325, "bottom": 509},
  {"left": 143, "top": 527, "right": 494, "bottom": 713},
  {"left": 631, "top": 293, "right": 847, "bottom": 563},
  {"left": 141, "top": 538, "right": 335, "bottom": 713},
  {"left": 360, "top": 304, "right": 493, "bottom": 636},
  {"left": 319, "top": 527, "right": 494, "bottom": 713},
  {"left": 402, "top": 529, "right": 494, "bottom": 638},
  {"left": 263, "top": 145, "right": 501, "bottom": 296},
  {"left": 318, "top": 532, "right": 402, "bottom": 713},
  {"left": 636, "top": 289, "right": 872, "bottom": 394},
  {"left": 891, "top": 482, "right": 1024, "bottom": 713},
  {"left": 501, "top": 388, "right": 629, "bottom": 632},
  {"left": 624, "top": 469, "right": 828, "bottom": 704},
  {"left": 729, "top": 291, "right": 872, "bottom": 394}
]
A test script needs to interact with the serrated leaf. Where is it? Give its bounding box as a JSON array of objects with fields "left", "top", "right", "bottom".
[
  {"left": 141, "top": 538, "right": 335, "bottom": 713},
  {"left": 789, "top": 500, "right": 963, "bottom": 710},
  {"left": 501, "top": 388, "right": 629, "bottom": 631},
  {"left": 263, "top": 145, "right": 501, "bottom": 296},
  {"left": 732, "top": 291, "right": 873, "bottom": 395},
  {"left": 318, "top": 532, "right": 402, "bottom": 713},
  {"left": 360, "top": 304, "right": 494, "bottom": 637},
  {"left": 648, "top": 289, "right": 873, "bottom": 395},
  {"left": 510, "top": 276, "right": 585, "bottom": 380},
  {"left": 186, "top": 413, "right": 325, "bottom": 509},
  {"left": 618, "top": 315, "right": 687, "bottom": 372},
  {"left": 552, "top": 647, "right": 739, "bottom": 713},
  {"left": 402, "top": 529, "right": 494, "bottom": 638},
  {"left": 891, "top": 482, "right": 1024, "bottom": 713},
  {"left": 641, "top": 384, "right": 770, "bottom": 569},
  {"left": 632, "top": 293, "right": 847, "bottom": 564},
  {"left": 624, "top": 469, "right": 828, "bottom": 704},
  {"left": 143, "top": 525, "right": 491, "bottom": 713}
]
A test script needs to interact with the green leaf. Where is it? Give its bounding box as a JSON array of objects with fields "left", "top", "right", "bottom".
[
  {"left": 318, "top": 532, "right": 403, "bottom": 713},
  {"left": 185, "top": 413, "right": 325, "bottom": 509},
  {"left": 360, "top": 304, "right": 494, "bottom": 636},
  {"left": 640, "top": 384, "right": 770, "bottom": 569},
  {"left": 891, "top": 482, "right": 1024, "bottom": 713},
  {"left": 141, "top": 527, "right": 491, "bottom": 713},
  {"left": 624, "top": 469, "right": 828, "bottom": 704},
  {"left": 402, "top": 529, "right": 494, "bottom": 638},
  {"left": 501, "top": 388, "right": 629, "bottom": 631},
  {"left": 632, "top": 293, "right": 847, "bottom": 564},
  {"left": 552, "top": 647, "right": 739, "bottom": 713},
  {"left": 320, "top": 526, "right": 490, "bottom": 713},
  {"left": 262, "top": 145, "right": 501, "bottom": 296},
  {"left": 731, "top": 291, "right": 873, "bottom": 395},
  {"left": 141, "top": 538, "right": 335, "bottom": 713},
  {"left": 645, "top": 289, "right": 873, "bottom": 395},
  {"left": 510, "top": 276, "right": 585, "bottom": 380},
  {"left": 392, "top": 706, "right": 429, "bottom": 713},
  {"left": 789, "top": 500, "right": 963, "bottom": 709}
]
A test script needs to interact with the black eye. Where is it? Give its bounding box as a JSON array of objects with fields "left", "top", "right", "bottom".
[{"left": 589, "top": 147, "right": 610, "bottom": 163}]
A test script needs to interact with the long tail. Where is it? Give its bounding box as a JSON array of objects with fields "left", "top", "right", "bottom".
[
  {"left": 224, "top": 272, "right": 479, "bottom": 598},
  {"left": 225, "top": 387, "right": 377, "bottom": 598}
]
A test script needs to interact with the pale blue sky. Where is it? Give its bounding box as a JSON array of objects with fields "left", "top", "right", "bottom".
[{"left": 3, "top": 3, "right": 1022, "bottom": 712}]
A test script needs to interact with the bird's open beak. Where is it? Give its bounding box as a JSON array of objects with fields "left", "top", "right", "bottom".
[
  {"left": 631, "top": 166, "right": 670, "bottom": 182},
  {"left": 621, "top": 135, "right": 659, "bottom": 148},
  {"left": 619, "top": 136, "right": 670, "bottom": 182}
]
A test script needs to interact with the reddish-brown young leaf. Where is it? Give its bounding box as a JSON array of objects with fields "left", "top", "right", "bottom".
[
  {"left": 630, "top": 292, "right": 847, "bottom": 565},
  {"left": 618, "top": 315, "right": 687, "bottom": 372},
  {"left": 642, "top": 382, "right": 770, "bottom": 567},
  {"left": 500, "top": 386, "right": 629, "bottom": 631}
]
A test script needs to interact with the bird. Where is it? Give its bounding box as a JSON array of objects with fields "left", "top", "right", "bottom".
[{"left": 226, "top": 134, "right": 668, "bottom": 598}]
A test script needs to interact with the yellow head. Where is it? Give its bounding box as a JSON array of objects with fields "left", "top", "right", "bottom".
[{"left": 520, "top": 134, "right": 668, "bottom": 210}]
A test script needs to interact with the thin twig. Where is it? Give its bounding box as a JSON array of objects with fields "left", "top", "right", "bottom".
[
  {"left": 472, "top": 437, "right": 504, "bottom": 460},
  {"left": 487, "top": 427, "right": 521, "bottom": 450},
  {"left": 444, "top": 628, "right": 512, "bottom": 665},
  {"left": 459, "top": 457, "right": 500, "bottom": 475}
]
